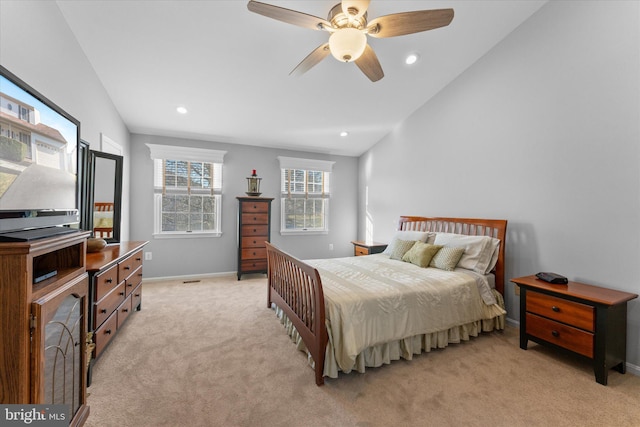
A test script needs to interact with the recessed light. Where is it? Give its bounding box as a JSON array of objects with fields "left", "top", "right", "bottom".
[
  {"left": 340, "top": 131, "right": 349, "bottom": 137},
  {"left": 405, "top": 53, "right": 419, "bottom": 65},
  {"left": 176, "top": 106, "right": 188, "bottom": 114}
]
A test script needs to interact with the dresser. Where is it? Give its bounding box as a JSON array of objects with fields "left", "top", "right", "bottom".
[
  {"left": 237, "top": 197, "right": 273, "bottom": 280},
  {"left": 86, "top": 241, "right": 147, "bottom": 385},
  {"left": 512, "top": 275, "right": 638, "bottom": 385}
]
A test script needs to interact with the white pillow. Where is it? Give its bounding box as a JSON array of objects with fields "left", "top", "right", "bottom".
[
  {"left": 432, "top": 233, "right": 500, "bottom": 274},
  {"left": 382, "top": 231, "right": 433, "bottom": 255}
]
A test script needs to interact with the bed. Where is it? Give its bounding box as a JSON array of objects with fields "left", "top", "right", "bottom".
[
  {"left": 266, "top": 216, "right": 508, "bottom": 386},
  {"left": 93, "top": 202, "right": 114, "bottom": 238}
]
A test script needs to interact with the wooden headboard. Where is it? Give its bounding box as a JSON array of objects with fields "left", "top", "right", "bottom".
[{"left": 398, "top": 216, "right": 508, "bottom": 295}]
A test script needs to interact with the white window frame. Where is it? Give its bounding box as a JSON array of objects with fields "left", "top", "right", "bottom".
[
  {"left": 147, "top": 144, "right": 226, "bottom": 239},
  {"left": 278, "top": 156, "right": 334, "bottom": 235}
]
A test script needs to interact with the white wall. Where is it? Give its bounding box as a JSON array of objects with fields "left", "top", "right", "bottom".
[
  {"left": 130, "top": 134, "right": 358, "bottom": 279},
  {"left": 359, "top": 1, "right": 640, "bottom": 370},
  {"left": 0, "top": 0, "right": 131, "bottom": 239}
]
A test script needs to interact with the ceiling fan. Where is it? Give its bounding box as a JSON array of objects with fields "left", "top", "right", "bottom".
[{"left": 247, "top": 0, "right": 454, "bottom": 82}]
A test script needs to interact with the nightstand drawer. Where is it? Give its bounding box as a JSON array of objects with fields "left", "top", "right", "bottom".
[
  {"left": 355, "top": 246, "right": 369, "bottom": 256},
  {"left": 526, "top": 312, "right": 594, "bottom": 358},
  {"left": 527, "top": 291, "right": 595, "bottom": 331}
]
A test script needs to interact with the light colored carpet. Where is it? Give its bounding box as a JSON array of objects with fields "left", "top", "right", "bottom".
[{"left": 85, "top": 275, "right": 640, "bottom": 427}]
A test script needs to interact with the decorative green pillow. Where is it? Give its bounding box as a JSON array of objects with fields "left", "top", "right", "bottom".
[
  {"left": 389, "top": 239, "right": 417, "bottom": 260},
  {"left": 402, "top": 242, "right": 443, "bottom": 268},
  {"left": 429, "top": 246, "right": 465, "bottom": 271}
]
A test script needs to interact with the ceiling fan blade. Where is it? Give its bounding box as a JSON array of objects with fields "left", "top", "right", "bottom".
[
  {"left": 247, "top": 1, "right": 332, "bottom": 31},
  {"left": 341, "top": 0, "right": 370, "bottom": 19},
  {"left": 367, "top": 8, "right": 454, "bottom": 38},
  {"left": 355, "top": 44, "right": 384, "bottom": 82},
  {"left": 290, "top": 43, "right": 331, "bottom": 77}
]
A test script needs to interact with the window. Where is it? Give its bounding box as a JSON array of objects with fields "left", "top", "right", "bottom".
[
  {"left": 278, "top": 156, "right": 334, "bottom": 235},
  {"left": 147, "top": 144, "right": 226, "bottom": 238}
]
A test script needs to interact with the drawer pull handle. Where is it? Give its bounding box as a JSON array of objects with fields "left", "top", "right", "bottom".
[
  {"left": 100, "top": 309, "right": 107, "bottom": 313},
  {"left": 106, "top": 278, "right": 113, "bottom": 284},
  {"left": 136, "top": 257, "right": 141, "bottom": 261},
  {"left": 552, "top": 306, "right": 560, "bottom": 312},
  {"left": 119, "top": 291, "right": 125, "bottom": 296},
  {"left": 551, "top": 330, "right": 559, "bottom": 338},
  {"left": 123, "top": 308, "right": 129, "bottom": 313},
  {"left": 124, "top": 266, "right": 131, "bottom": 270},
  {"left": 253, "top": 229, "right": 257, "bottom": 232},
  {"left": 105, "top": 329, "right": 112, "bottom": 335},
  {"left": 128, "top": 283, "right": 133, "bottom": 287}
]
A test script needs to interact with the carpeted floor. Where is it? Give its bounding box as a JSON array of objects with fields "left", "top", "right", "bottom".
[{"left": 85, "top": 275, "right": 640, "bottom": 427}]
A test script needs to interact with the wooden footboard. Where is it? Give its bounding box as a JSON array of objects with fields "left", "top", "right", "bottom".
[{"left": 265, "top": 242, "right": 328, "bottom": 386}]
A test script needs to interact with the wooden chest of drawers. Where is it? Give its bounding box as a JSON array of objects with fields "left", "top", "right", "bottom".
[
  {"left": 512, "top": 275, "right": 637, "bottom": 385},
  {"left": 86, "top": 241, "right": 147, "bottom": 385},
  {"left": 237, "top": 197, "right": 273, "bottom": 280}
]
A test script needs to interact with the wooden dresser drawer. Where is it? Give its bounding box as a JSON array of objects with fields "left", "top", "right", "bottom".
[
  {"left": 125, "top": 265, "right": 143, "bottom": 296},
  {"left": 241, "top": 247, "right": 266, "bottom": 260},
  {"left": 119, "top": 250, "right": 143, "bottom": 282},
  {"left": 526, "top": 291, "right": 595, "bottom": 331},
  {"left": 131, "top": 283, "right": 142, "bottom": 311},
  {"left": 94, "top": 311, "right": 118, "bottom": 358},
  {"left": 95, "top": 282, "right": 126, "bottom": 327},
  {"left": 526, "top": 312, "right": 594, "bottom": 358},
  {"left": 241, "top": 236, "right": 267, "bottom": 248},
  {"left": 241, "top": 201, "right": 269, "bottom": 214},
  {"left": 95, "top": 264, "right": 119, "bottom": 301},
  {"left": 241, "top": 225, "right": 269, "bottom": 236},
  {"left": 241, "top": 259, "right": 267, "bottom": 272},
  {"left": 117, "top": 295, "right": 132, "bottom": 329},
  {"left": 242, "top": 213, "right": 269, "bottom": 225}
]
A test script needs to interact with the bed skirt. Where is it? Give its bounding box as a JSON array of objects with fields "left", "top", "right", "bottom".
[{"left": 274, "top": 290, "right": 506, "bottom": 379}]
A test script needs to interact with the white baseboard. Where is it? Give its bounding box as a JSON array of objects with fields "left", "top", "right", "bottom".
[
  {"left": 142, "top": 271, "right": 237, "bottom": 283},
  {"left": 504, "top": 316, "right": 639, "bottom": 377}
]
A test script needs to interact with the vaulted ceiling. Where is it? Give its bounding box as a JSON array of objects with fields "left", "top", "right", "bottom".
[{"left": 57, "top": 0, "right": 547, "bottom": 156}]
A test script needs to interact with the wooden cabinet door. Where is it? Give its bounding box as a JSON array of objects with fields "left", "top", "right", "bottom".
[{"left": 31, "top": 273, "right": 90, "bottom": 426}]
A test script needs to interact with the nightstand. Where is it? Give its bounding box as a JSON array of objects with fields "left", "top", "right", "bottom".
[
  {"left": 351, "top": 240, "right": 387, "bottom": 256},
  {"left": 512, "top": 275, "right": 638, "bottom": 385}
]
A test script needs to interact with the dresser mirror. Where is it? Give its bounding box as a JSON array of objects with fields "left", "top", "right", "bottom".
[{"left": 88, "top": 150, "right": 123, "bottom": 243}]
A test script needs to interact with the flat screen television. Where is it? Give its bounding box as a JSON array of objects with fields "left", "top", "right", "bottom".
[{"left": 0, "top": 65, "right": 80, "bottom": 238}]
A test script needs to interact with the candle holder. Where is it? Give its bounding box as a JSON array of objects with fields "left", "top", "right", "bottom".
[{"left": 246, "top": 169, "right": 262, "bottom": 196}]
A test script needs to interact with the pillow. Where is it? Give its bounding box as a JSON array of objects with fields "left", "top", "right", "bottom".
[
  {"left": 432, "top": 233, "right": 500, "bottom": 274},
  {"left": 429, "top": 246, "right": 465, "bottom": 271},
  {"left": 382, "top": 231, "right": 432, "bottom": 255},
  {"left": 389, "top": 239, "right": 417, "bottom": 260},
  {"left": 402, "top": 242, "right": 443, "bottom": 268}
]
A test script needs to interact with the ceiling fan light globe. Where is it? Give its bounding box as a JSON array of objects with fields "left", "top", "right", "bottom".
[{"left": 329, "top": 28, "right": 367, "bottom": 62}]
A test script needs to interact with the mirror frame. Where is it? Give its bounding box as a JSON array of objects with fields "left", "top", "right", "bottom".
[{"left": 88, "top": 149, "right": 123, "bottom": 243}]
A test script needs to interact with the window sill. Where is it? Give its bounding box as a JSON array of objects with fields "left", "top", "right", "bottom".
[
  {"left": 153, "top": 232, "right": 222, "bottom": 239},
  {"left": 280, "top": 230, "right": 328, "bottom": 236}
]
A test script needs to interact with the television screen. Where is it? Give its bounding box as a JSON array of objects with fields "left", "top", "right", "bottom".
[{"left": 0, "top": 65, "right": 80, "bottom": 234}]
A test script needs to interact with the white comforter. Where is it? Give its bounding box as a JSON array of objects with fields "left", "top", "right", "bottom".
[{"left": 304, "top": 254, "right": 505, "bottom": 377}]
